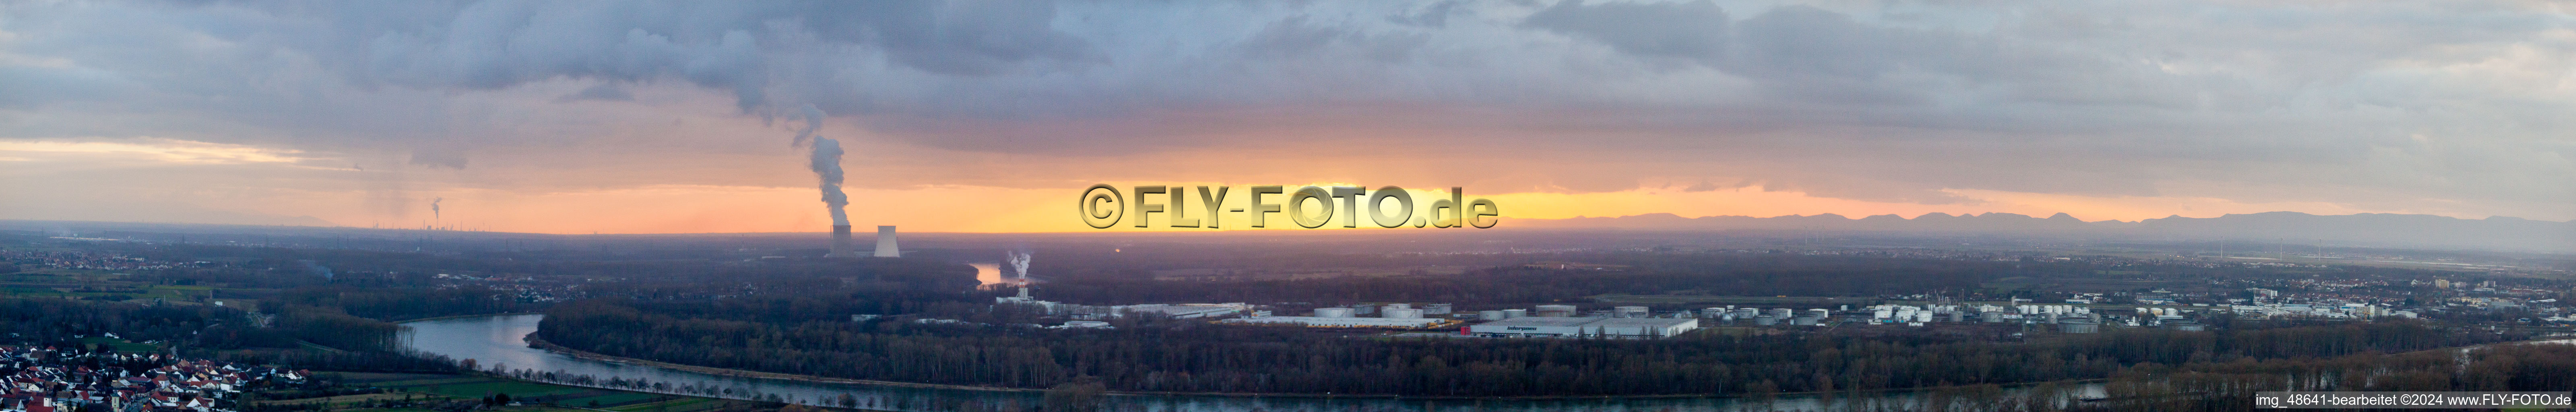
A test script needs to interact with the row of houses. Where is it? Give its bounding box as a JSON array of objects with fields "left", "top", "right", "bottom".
[{"left": 1, "top": 346, "right": 304, "bottom": 412}]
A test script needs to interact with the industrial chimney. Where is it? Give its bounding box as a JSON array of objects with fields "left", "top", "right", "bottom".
[
  {"left": 873, "top": 226, "right": 901, "bottom": 257},
  {"left": 829, "top": 225, "right": 855, "bottom": 257}
]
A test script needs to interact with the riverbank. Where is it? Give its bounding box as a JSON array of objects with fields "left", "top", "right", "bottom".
[
  {"left": 397, "top": 312, "right": 543, "bottom": 323},
  {"left": 522, "top": 335, "right": 1046, "bottom": 393},
  {"left": 520, "top": 331, "right": 2104, "bottom": 402},
  {"left": 404, "top": 313, "right": 2131, "bottom": 411}
]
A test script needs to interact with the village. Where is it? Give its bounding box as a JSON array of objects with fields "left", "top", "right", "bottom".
[{"left": 0, "top": 345, "right": 303, "bottom": 412}]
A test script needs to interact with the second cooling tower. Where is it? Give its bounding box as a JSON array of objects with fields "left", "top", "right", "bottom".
[{"left": 873, "top": 226, "right": 900, "bottom": 258}]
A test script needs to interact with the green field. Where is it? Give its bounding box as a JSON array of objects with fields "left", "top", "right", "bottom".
[{"left": 0, "top": 266, "right": 262, "bottom": 303}]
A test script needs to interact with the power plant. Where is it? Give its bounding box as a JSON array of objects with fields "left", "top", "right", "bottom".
[
  {"left": 873, "top": 226, "right": 900, "bottom": 257},
  {"left": 829, "top": 225, "right": 855, "bottom": 257}
]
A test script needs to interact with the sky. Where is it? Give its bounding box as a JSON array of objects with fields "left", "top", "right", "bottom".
[{"left": 1, "top": 0, "right": 2572, "bottom": 233}]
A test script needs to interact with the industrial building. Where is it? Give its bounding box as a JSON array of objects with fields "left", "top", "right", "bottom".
[
  {"left": 1118, "top": 304, "right": 1245, "bottom": 319},
  {"left": 1467, "top": 316, "right": 1699, "bottom": 338},
  {"left": 1221, "top": 316, "right": 1447, "bottom": 328}
]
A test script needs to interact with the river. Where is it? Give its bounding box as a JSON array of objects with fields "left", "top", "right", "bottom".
[{"left": 400, "top": 314, "right": 2100, "bottom": 412}]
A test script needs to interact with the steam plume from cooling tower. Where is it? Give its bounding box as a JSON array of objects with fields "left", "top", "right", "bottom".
[
  {"left": 792, "top": 105, "right": 824, "bottom": 148},
  {"left": 794, "top": 105, "right": 850, "bottom": 228},
  {"left": 812, "top": 138, "right": 849, "bottom": 227},
  {"left": 1005, "top": 250, "right": 1031, "bottom": 279}
]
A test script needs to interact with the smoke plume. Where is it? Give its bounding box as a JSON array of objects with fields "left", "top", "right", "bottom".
[
  {"left": 793, "top": 105, "right": 824, "bottom": 148},
  {"left": 298, "top": 260, "right": 334, "bottom": 280},
  {"left": 1005, "top": 249, "right": 1031, "bottom": 278},
  {"left": 798, "top": 105, "right": 851, "bottom": 227},
  {"left": 430, "top": 197, "right": 442, "bottom": 220}
]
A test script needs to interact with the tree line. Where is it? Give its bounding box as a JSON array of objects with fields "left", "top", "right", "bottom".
[
  {"left": 0, "top": 297, "right": 437, "bottom": 372},
  {"left": 539, "top": 297, "right": 2514, "bottom": 397}
]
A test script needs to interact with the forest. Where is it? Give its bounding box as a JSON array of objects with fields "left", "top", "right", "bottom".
[
  {"left": 538, "top": 295, "right": 2523, "bottom": 397},
  {"left": 0, "top": 297, "right": 450, "bottom": 372}
]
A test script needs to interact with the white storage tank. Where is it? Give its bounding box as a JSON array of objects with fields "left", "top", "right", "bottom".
[
  {"left": 1383, "top": 308, "right": 1424, "bottom": 319},
  {"left": 1313, "top": 307, "right": 1356, "bottom": 318},
  {"left": 1383, "top": 303, "right": 1412, "bottom": 310},
  {"left": 1534, "top": 304, "right": 1579, "bottom": 317},
  {"left": 1502, "top": 309, "right": 1527, "bottom": 318},
  {"left": 1479, "top": 310, "right": 1507, "bottom": 321},
  {"left": 1424, "top": 303, "right": 1453, "bottom": 315}
]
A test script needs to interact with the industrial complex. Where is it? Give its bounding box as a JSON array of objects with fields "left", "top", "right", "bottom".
[{"left": 987, "top": 277, "right": 2289, "bottom": 338}]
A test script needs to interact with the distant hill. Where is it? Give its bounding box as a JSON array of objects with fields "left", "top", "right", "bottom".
[{"left": 1511, "top": 212, "right": 2576, "bottom": 253}]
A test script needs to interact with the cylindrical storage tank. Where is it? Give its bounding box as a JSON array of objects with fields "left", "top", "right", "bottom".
[
  {"left": 1313, "top": 307, "right": 1355, "bottom": 318},
  {"left": 1535, "top": 304, "right": 1579, "bottom": 317},
  {"left": 1424, "top": 303, "right": 1453, "bottom": 315},
  {"left": 1699, "top": 308, "right": 1726, "bottom": 318},
  {"left": 1348, "top": 305, "right": 1376, "bottom": 315},
  {"left": 1383, "top": 308, "right": 1424, "bottom": 319},
  {"left": 1753, "top": 315, "right": 1780, "bottom": 325},
  {"left": 1479, "top": 310, "right": 1507, "bottom": 321},
  {"left": 1502, "top": 309, "right": 1527, "bottom": 318},
  {"left": 1383, "top": 303, "right": 1412, "bottom": 310}
]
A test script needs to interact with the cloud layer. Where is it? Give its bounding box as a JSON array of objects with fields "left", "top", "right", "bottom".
[{"left": 2, "top": 0, "right": 2571, "bottom": 229}]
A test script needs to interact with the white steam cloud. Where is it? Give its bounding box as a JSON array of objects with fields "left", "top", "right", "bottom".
[
  {"left": 1005, "top": 249, "right": 1030, "bottom": 279},
  {"left": 798, "top": 105, "right": 850, "bottom": 227}
]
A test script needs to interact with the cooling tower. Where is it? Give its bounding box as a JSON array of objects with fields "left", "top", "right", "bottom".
[
  {"left": 873, "top": 225, "right": 900, "bottom": 257},
  {"left": 829, "top": 225, "right": 854, "bottom": 257}
]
